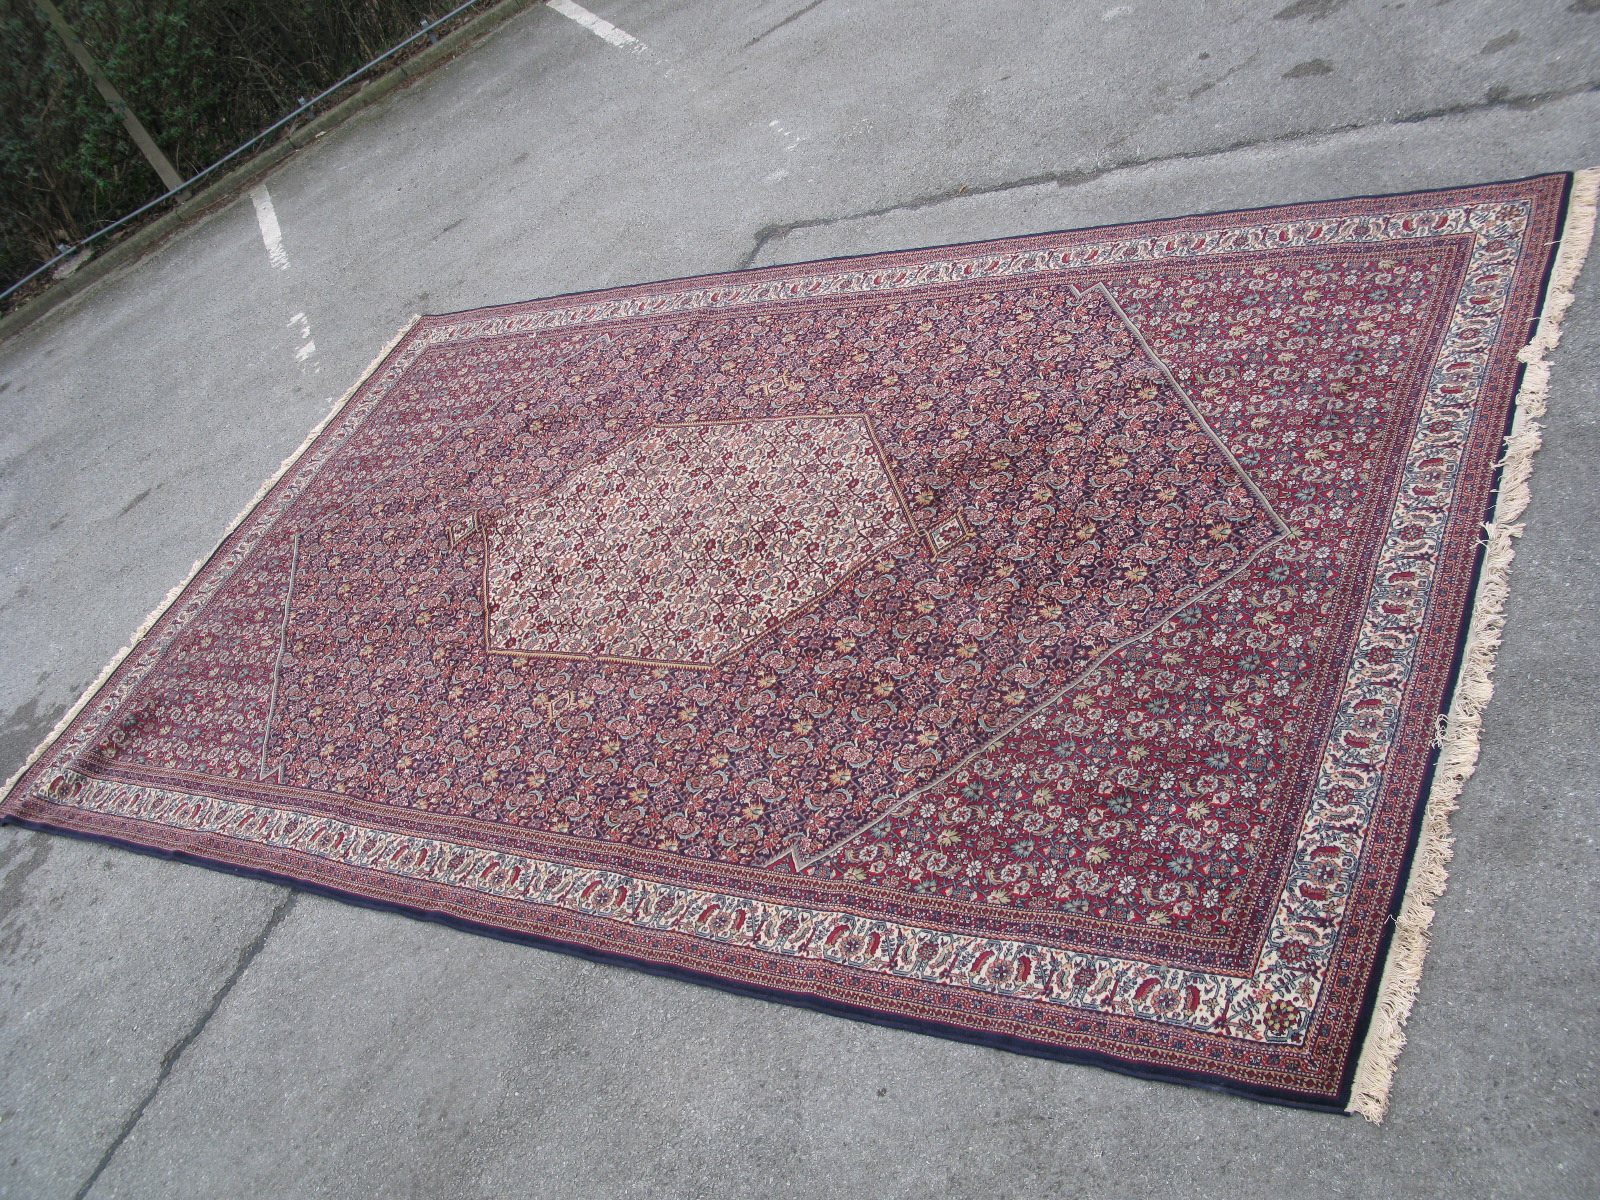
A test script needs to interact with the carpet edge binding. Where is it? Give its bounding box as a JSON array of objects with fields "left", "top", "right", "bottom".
[{"left": 1346, "top": 167, "right": 1600, "bottom": 1122}]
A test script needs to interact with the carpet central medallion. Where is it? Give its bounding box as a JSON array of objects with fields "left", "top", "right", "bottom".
[
  {"left": 5, "top": 174, "right": 1584, "bottom": 1117},
  {"left": 483, "top": 415, "right": 912, "bottom": 668}
]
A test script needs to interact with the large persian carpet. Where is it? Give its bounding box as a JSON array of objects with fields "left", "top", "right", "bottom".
[{"left": 5, "top": 174, "right": 1593, "bottom": 1116}]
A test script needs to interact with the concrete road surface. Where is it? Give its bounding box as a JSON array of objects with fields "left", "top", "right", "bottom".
[{"left": 2, "top": 1, "right": 1598, "bottom": 1196}]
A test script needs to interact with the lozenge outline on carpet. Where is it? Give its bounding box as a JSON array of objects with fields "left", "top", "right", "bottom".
[{"left": 6, "top": 172, "right": 1594, "bottom": 1118}]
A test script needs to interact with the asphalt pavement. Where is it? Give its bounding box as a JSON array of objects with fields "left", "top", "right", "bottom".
[{"left": 1, "top": 2, "right": 1598, "bottom": 1196}]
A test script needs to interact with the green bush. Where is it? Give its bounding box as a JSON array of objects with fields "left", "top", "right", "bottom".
[{"left": 1, "top": 0, "right": 450, "bottom": 294}]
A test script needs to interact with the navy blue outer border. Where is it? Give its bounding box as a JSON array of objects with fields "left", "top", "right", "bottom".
[
  {"left": 3, "top": 171, "right": 1578, "bottom": 1116},
  {"left": 0, "top": 815, "right": 1349, "bottom": 1113}
]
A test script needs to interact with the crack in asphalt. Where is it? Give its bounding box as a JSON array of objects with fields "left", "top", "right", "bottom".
[
  {"left": 72, "top": 891, "right": 299, "bottom": 1200},
  {"left": 738, "top": 79, "right": 1600, "bottom": 268},
  {"left": 1187, "top": 51, "right": 1262, "bottom": 101},
  {"left": 744, "top": 0, "right": 829, "bottom": 49}
]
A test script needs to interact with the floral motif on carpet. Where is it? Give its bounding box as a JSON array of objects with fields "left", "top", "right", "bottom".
[{"left": 3, "top": 175, "right": 1578, "bottom": 1111}]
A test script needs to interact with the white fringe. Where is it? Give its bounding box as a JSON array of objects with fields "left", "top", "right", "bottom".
[
  {"left": 0, "top": 316, "right": 421, "bottom": 809},
  {"left": 1347, "top": 169, "right": 1599, "bottom": 1122}
]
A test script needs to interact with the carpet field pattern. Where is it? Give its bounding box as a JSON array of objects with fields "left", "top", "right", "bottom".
[{"left": 1, "top": 176, "right": 1577, "bottom": 1112}]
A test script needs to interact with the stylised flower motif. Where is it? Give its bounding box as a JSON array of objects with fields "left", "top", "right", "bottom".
[
  {"left": 663, "top": 813, "right": 700, "bottom": 838},
  {"left": 1276, "top": 939, "right": 1311, "bottom": 965},
  {"left": 1150, "top": 986, "right": 1183, "bottom": 1015},
  {"left": 1261, "top": 998, "right": 1303, "bottom": 1036},
  {"left": 1072, "top": 965, "right": 1099, "bottom": 988}
]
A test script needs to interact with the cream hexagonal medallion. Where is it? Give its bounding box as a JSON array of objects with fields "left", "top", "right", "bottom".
[{"left": 483, "top": 415, "right": 915, "bottom": 668}]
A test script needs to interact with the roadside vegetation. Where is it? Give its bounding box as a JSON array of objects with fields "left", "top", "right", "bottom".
[{"left": 1, "top": 0, "right": 451, "bottom": 303}]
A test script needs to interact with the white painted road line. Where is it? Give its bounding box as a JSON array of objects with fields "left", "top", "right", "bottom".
[
  {"left": 768, "top": 118, "right": 809, "bottom": 152},
  {"left": 542, "top": 2, "right": 806, "bottom": 169},
  {"left": 249, "top": 185, "right": 291, "bottom": 271},
  {"left": 288, "top": 311, "right": 316, "bottom": 363},
  {"left": 546, "top": 0, "right": 641, "bottom": 49}
]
